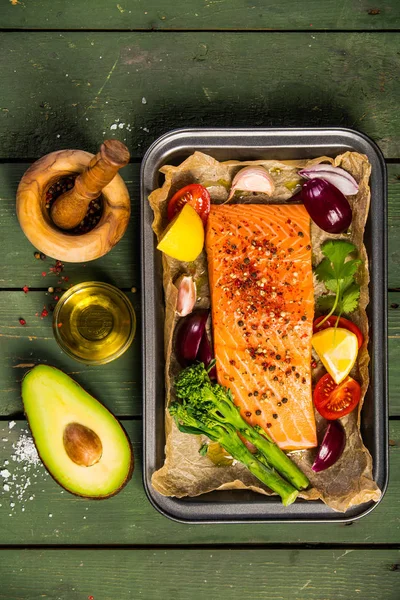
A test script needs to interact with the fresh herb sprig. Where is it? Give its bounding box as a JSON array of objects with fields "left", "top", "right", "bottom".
[{"left": 315, "top": 240, "right": 361, "bottom": 325}]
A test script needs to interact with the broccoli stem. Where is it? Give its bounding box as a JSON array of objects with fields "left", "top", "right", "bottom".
[
  {"left": 241, "top": 426, "right": 310, "bottom": 491},
  {"left": 205, "top": 393, "right": 309, "bottom": 490},
  {"left": 172, "top": 363, "right": 310, "bottom": 504},
  {"left": 219, "top": 434, "right": 298, "bottom": 506}
]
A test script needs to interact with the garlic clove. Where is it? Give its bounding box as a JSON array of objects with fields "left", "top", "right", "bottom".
[
  {"left": 175, "top": 274, "right": 197, "bottom": 317},
  {"left": 299, "top": 164, "right": 359, "bottom": 196},
  {"left": 227, "top": 166, "right": 275, "bottom": 201}
]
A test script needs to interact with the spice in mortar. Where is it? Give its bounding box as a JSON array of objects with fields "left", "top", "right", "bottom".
[{"left": 46, "top": 176, "right": 103, "bottom": 234}]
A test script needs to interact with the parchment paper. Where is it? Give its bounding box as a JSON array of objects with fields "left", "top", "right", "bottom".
[{"left": 148, "top": 151, "right": 381, "bottom": 512}]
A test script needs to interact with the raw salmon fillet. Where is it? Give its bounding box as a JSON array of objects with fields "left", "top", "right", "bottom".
[{"left": 206, "top": 204, "right": 317, "bottom": 450}]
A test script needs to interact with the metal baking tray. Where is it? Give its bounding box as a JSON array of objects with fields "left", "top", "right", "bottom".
[{"left": 141, "top": 128, "right": 388, "bottom": 523}]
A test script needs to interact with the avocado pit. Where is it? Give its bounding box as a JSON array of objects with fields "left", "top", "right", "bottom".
[{"left": 63, "top": 422, "right": 103, "bottom": 467}]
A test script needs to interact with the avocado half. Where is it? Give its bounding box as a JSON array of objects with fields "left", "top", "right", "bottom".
[{"left": 21, "top": 365, "right": 134, "bottom": 499}]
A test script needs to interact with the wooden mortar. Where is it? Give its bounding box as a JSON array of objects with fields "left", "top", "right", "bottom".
[{"left": 16, "top": 142, "right": 131, "bottom": 263}]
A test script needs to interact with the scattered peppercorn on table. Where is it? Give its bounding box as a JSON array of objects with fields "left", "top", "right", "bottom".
[{"left": 1, "top": 2, "right": 400, "bottom": 598}]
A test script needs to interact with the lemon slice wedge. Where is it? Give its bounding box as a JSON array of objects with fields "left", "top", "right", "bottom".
[
  {"left": 157, "top": 204, "right": 204, "bottom": 262},
  {"left": 312, "top": 327, "right": 358, "bottom": 384}
]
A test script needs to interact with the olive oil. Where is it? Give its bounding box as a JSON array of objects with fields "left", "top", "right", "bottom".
[{"left": 53, "top": 282, "right": 135, "bottom": 364}]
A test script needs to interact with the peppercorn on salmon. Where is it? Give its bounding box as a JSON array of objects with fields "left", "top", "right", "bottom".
[{"left": 206, "top": 204, "right": 317, "bottom": 450}]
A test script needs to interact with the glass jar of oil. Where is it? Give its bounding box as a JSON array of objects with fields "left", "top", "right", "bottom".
[{"left": 53, "top": 282, "right": 136, "bottom": 364}]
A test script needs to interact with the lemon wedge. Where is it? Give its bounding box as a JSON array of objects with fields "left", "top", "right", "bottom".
[
  {"left": 157, "top": 204, "right": 204, "bottom": 262},
  {"left": 312, "top": 327, "right": 358, "bottom": 384}
]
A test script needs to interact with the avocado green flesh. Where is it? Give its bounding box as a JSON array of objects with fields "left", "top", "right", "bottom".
[{"left": 22, "top": 365, "right": 133, "bottom": 498}]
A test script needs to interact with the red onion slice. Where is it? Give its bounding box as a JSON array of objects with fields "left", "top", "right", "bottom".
[
  {"left": 299, "top": 164, "right": 359, "bottom": 196},
  {"left": 301, "top": 178, "right": 352, "bottom": 233}
]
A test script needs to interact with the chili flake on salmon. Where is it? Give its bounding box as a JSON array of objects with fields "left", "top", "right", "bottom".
[{"left": 206, "top": 203, "right": 317, "bottom": 450}]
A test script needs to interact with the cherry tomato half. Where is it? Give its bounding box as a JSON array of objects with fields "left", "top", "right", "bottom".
[
  {"left": 313, "top": 315, "right": 364, "bottom": 349},
  {"left": 313, "top": 373, "right": 361, "bottom": 420},
  {"left": 167, "top": 184, "right": 211, "bottom": 225}
]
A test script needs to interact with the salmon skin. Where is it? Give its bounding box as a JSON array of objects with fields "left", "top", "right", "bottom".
[{"left": 206, "top": 204, "right": 317, "bottom": 450}]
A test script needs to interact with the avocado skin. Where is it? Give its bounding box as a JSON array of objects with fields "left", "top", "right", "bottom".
[{"left": 21, "top": 365, "right": 134, "bottom": 499}]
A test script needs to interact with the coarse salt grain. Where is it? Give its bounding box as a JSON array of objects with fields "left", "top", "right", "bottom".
[
  {"left": 14, "top": 434, "right": 41, "bottom": 466},
  {"left": 8, "top": 421, "right": 16, "bottom": 430},
  {"left": 1, "top": 430, "right": 47, "bottom": 514}
]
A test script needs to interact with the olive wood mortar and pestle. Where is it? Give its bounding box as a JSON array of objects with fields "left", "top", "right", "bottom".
[{"left": 16, "top": 140, "right": 131, "bottom": 263}]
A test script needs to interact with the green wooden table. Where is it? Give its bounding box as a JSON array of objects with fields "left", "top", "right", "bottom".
[{"left": 1, "top": 2, "right": 399, "bottom": 598}]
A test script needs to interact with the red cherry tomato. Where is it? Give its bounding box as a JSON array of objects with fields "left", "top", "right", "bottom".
[
  {"left": 167, "top": 184, "right": 211, "bottom": 225},
  {"left": 313, "top": 315, "right": 364, "bottom": 349},
  {"left": 313, "top": 373, "right": 361, "bottom": 420}
]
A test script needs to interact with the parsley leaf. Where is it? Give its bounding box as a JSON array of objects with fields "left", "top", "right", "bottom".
[
  {"left": 340, "top": 284, "right": 360, "bottom": 314},
  {"left": 317, "top": 295, "right": 336, "bottom": 312},
  {"left": 315, "top": 240, "right": 362, "bottom": 320},
  {"left": 314, "top": 258, "right": 335, "bottom": 283},
  {"left": 321, "top": 240, "right": 356, "bottom": 274}
]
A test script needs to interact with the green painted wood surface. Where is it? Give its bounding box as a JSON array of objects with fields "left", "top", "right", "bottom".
[
  {"left": 0, "top": 164, "right": 139, "bottom": 289},
  {"left": 0, "top": 420, "right": 397, "bottom": 545},
  {"left": 0, "top": 549, "right": 399, "bottom": 600},
  {"left": 0, "top": 7, "right": 398, "bottom": 585},
  {"left": 0, "top": 291, "right": 398, "bottom": 416},
  {"left": 2, "top": 0, "right": 400, "bottom": 31},
  {"left": 1, "top": 162, "right": 400, "bottom": 288},
  {"left": 1, "top": 33, "right": 400, "bottom": 159},
  {"left": 0, "top": 292, "right": 141, "bottom": 416}
]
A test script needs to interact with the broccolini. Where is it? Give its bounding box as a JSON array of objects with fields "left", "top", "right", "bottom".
[{"left": 169, "top": 363, "right": 310, "bottom": 506}]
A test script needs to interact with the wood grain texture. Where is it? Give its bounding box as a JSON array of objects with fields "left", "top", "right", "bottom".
[
  {"left": 16, "top": 149, "right": 131, "bottom": 262},
  {"left": 0, "top": 548, "right": 399, "bottom": 600},
  {"left": 0, "top": 292, "right": 141, "bottom": 416},
  {"left": 1, "top": 33, "right": 400, "bottom": 159},
  {"left": 1, "top": 163, "right": 399, "bottom": 288},
  {"left": 0, "top": 164, "right": 139, "bottom": 288},
  {"left": 1, "top": 0, "right": 400, "bottom": 31},
  {"left": 50, "top": 140, "right": 130, "bottom": 230},
  {"left": 0, "top": 291, "right": 398, "bottom": 416},
  {"left": 0, "top": 420, "right": 397, "bottom": 545}
]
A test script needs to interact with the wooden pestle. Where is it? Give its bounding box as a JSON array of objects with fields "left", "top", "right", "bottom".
[{"left": 50, "top": 140, "right": 130, "bottom": 230}]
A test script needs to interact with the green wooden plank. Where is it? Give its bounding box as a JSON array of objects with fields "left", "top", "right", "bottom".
[
  {"left": 0, "top": 290, "right": 398, "bottom": 416},
  {"left": 2, "top": 0, "right": 400, "bottom": 31},
  {"left": 0, "top": 164, "right": 140, "bottom": 289},
  {"left": 1, "top": 162, "right": 400, "bottom": 288},
  {"left": 0, "top": 549, "right": 399, "bottom": 600},
  {"left": 388, "top": 164, "right": 400, "bottom": 287},
  {"left": 1, "top": 33, "right": 400, "bottom": 159},
  {"left": 0, "top": 420, "right": 397, "bottom": 545},
  {"left": 389, "top": 294, "right": 400, "bottom": 415},
  {"left": 0, "top": 291, "right": 141, "bottom": 416}
]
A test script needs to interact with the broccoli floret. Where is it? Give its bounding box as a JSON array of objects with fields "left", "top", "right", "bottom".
[{"left": 170, "top": 363, "right": 310, "bottom": 506}]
